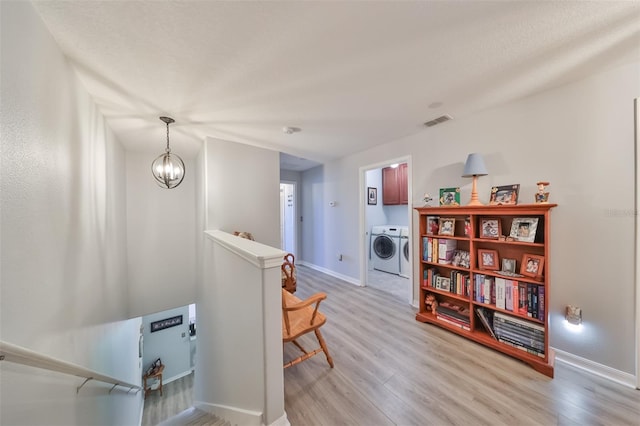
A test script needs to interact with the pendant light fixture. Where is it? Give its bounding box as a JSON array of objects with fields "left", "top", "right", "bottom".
[{"left": 152, "top": 116, "right": 185, "bottom": 189}]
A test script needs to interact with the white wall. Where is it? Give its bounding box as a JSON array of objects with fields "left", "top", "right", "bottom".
[
  {"left": 0, "top": 2, "right": 142, "bottom": 424},
  {"left": 205, "top": 137, "right": 280, "bottom": 247},
  {"left": 126, "top": 151, "right": 197, "bottom": 317},
  {"left": 142, "top": 306, "right": 191, "bottom": 382},
  {"left": 301, "top": 60, "right": 640, "bottom": 376}
]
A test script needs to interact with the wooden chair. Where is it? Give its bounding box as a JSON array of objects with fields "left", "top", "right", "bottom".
[
  {"left": 281, "top": 288, "right": 334, "bottom": 369},
  {"left": 281, "top": 253, "right": 297, "bottom": 293}
]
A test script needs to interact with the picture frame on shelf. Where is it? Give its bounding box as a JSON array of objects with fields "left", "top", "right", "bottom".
[
  {"left": 367, "top": 187, "right": 377, "bottom": 205},
  {"left": 451, "top": 250, "right": 470, "bottom": 268},
  {"left": 489, "top": 184, "right": 520, "bottom": 205},
  {"left": 501, "top": 258, "right": 517, "bottom": 273},
  {"left": 509, "top": 217, "right": 539, "bottom": 243},
  {"left": 437, "top": 217, "right": 456, "bottom": 236},
  {"left": 521, "top": 253, "right": 545, "bottom": 279},
  {"left": 439, "top": 187, "right": 460, "bottom": 206},
  {"left": 478, "top": 249, "right": 499, "bottom": 270},
  {"left": 464, "top": 218, "right": 471, "bottom": 237},
  {"left": 426, "top": 216, "right": 439, "bottom": 235},
  {"left": 479, "top": 218, "right": 501, "bottom": 239}
]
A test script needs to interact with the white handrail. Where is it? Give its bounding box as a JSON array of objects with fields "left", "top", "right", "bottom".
[{"left": 0, "top": 340, "right": 141, "bottom": 394}]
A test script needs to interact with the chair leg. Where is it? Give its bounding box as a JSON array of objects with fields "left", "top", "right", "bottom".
[
  {"left": 292, "top": 339, "right": 308, "bottom": 354},
  {"left": 314, "top": 329, "right": 334, "bottom": 368}
]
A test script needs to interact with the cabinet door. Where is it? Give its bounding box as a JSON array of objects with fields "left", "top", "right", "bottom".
[
  {"left": 399, "top": 163, "right": 408, "bottom": 205},
  {"left": 382, "top": 167, "right": 400, "bottom": 205}
]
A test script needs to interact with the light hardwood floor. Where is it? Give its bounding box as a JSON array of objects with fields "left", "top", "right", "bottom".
[
  {"left": 284, "top": 265, "right": 640, "bottom": 425},
  {"left": 144, "top": 265, "right": 640, "bottom": 425}
]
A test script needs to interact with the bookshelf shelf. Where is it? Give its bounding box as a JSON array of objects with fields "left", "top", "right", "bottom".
[{"left": 416, "top": 204, "right": 556, "bottom": 377}]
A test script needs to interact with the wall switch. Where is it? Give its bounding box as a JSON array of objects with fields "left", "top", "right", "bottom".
[{"left": 182, "top": 332, "right": 186, "bottom": 338}]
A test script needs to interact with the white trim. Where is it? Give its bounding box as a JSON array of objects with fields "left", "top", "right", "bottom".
[
  {"left": 162, "top": 370, "right": 192, "bottom": 386},
  {"left": 205, "top": 230, "right": 285, "bottom": 269},
  {"left": 554, "top": 348, "right": 636, "bottom": 389},
  {"left": 298, "top": 261, "right": 361, "bottom": 287},
  {"left": 195, "top": 400, "right": 262, "bottom": 426},
  {"left": 635, "top": 97, "right": 640, "bottom": 390},
  {"left": 266, "top": 412, "right": 290, "bottom": 426}
]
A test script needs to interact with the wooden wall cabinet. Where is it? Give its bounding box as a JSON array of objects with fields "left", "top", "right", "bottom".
[
  {"left": 382, "top": 163, "right": 408, "bottom": 205},
  {"left": 415, "top": 204, "right": 556, "bottom": 377}
]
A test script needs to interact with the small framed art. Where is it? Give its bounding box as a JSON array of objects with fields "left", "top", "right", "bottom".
[
  {"left": 439, "top": 187, "right": 460, "bottom": 206},
  {"left": 509, "top": 217, "right": 539, "bottom": 243},
  {"left": 489, "top": 184, "right": 520, "bottom": 205},
  {"left": 438, "top": 218, "right": 456, "bottom": 236},
  {"left": 478, "top": 249, "right": 499, "bottom": 270},
  {"left": 479, "top": 218, "right": 501, "bottom": 239},
  {"left": 367, "top": 187, "right": 377, "bottom": 205},
  {"left": 426, "top": 216, "right": 439, "bottom": 235},
  {"left": 501, "top": 258, "right": 517, "bottom": 273},
  {"left": 520, "top": 253, "right": 544, "bottom": 279}
]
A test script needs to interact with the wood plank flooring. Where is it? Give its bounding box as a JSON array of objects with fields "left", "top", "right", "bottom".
[{"left": 284, "top": 265, "right": 640, "bottom": 426}]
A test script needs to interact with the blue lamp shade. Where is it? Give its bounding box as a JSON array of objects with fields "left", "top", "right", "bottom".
[{"left": 462, "top": 153, "right": 488, "bottom": 177}]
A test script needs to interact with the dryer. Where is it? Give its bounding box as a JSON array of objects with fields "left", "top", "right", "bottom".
[
  {"left": 399, "top": 226, "right": 410, "bottom": 278},
  {"left": 371, "top": 226, "right": 401, "bottom": 275}
]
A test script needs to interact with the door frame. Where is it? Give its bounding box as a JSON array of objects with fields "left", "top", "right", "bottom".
[
  {"left": 359, "top": 155, "right": 413, "bottom": 305},
  {"left": 280, "top": 180, "right": 297, "bottom": 255}
]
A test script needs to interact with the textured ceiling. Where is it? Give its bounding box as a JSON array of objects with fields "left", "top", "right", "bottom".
[{"left": 32, "top": 1, "right": 640, "bottom": 168}]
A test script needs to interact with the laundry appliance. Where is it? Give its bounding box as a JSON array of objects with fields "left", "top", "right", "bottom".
[
  {"left": 370, "top": 226, "right": 401, "bottom": 275},
  {"left": 399, "top": 226, "right": 410, "bottom": 278}
]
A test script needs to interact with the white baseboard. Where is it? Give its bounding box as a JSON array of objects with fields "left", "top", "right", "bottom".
[
  {"left": 553, "top": 347, "right": 637, "bottom": 389},
  {"left": 163, "top": 370, "right": 192, "bottom": 385},
  {"left": 195, "top": 400, "right": 262, "bottom": 426},
  {"left": 267, "top": 412, "right": 290, "bottom": 426},
  {"left": 298, "top": 261, "right": 361, "bottom": 286}
]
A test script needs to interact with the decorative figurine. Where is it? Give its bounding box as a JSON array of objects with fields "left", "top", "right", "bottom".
[
  {"left": 423, "top": 192, "right": 433, "bottom": 206},
  {"left": 535, "top": 181, "right": 550, "bottom": 203},
  {"left": 425, "top": 294, "right": 438, "bottom": 315}
]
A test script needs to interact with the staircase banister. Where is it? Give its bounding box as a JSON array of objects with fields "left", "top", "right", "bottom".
[{"left": 0, "top": 340, "right": 142, "bottom": 393}]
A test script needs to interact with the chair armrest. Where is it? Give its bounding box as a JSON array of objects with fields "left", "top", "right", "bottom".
[{"left": 282, "top": 292, "right": 327, "bottom": 312}]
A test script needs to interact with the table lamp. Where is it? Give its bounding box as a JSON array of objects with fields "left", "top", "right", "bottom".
[{"left": 462, "top": 153, "right": 488, "bottom": 206}]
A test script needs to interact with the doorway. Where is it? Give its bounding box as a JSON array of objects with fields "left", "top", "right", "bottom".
[
  {"left": 280, "top": 182, "right": 296, "bottom": 254},
  {"left": 360, "top": 157, "right": 412, "bottom": 305}
]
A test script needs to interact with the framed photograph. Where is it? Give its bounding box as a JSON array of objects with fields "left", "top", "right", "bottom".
[
  {"left": 478, "top": 249, "right": 499, "bottom": 270},
  {"left": 439, "top": 187, "right": 460, "bottom": 206},
  {"left": 464, "top": 218, "right": 471, "bottom": 237},
  {"left": 520, "top": 253, "right": 545, "bottom": 279},
  {"left": 489, "top": 184, "right": 520, "bottom": 205},
  {"left": 151, "top": 315, "right": 183, "bottom": 333},
  {"left": 438, "top": 217, "right": 456, "bottom": 236},
  {"left": 451, "top": 250, "right": 470, "bottom": 268},
  {"left": 479, "top": 218, "right": 501, "bottom": 239},
  {"left": 435, "top": 276, "right": 451, "bottom": 291},
  {"left": 509, "top": 217, "right": 539, "bottom": 243},
  {"left": 367, "top": 187, "right": 377, "bottom": 205},
  {"left": 426, "top": 216, "right": 439, "bottom": 235},
  {"left": 501, "top": 258, "right": 516, "bottom": 273}
]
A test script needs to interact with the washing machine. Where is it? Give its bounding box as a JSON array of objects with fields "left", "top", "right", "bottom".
[
  {"left": 370, "top": 226, "right": 401, "bottom": 275},
  {"left": 399, "top": 227, "right": 410, "bottom": 278}
]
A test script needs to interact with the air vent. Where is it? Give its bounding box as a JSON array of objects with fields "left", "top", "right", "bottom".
[{"left": 424, "top": 114, "right": 453, "bottom": 127}]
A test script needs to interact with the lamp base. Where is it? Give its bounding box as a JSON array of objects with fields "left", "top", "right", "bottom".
[{"left": 466, "top": 175, "right": 484, "bottom": 206}]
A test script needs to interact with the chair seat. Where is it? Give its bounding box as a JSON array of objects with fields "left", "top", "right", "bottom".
[{"left": 282, "top": 291, "right": 326, "bottom": 341}]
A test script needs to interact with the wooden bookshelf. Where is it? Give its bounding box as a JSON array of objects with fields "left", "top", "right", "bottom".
[{"left": 415, "top": 203, "right": 556, "bottom": 377}]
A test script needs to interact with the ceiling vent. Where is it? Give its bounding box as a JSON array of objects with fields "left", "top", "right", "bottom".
[{"left": 424, "top": 114, "right": 453, "bottom": 127}]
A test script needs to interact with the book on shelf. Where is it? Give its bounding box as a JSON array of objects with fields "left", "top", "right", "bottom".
[
  {"left": 437, "top": 301, "right": 470, "bottom": 321},
  {"left": 505, "top": 279, "right": 514, "bottom": 311},
  {"left": 475, "top": 307, "right": 497, "bottom": 340},
  {"left": 493, "top": 312, "right": 545, "bottom": 333},
  {"left": 497, "top": 336, "right": 545, "bottom": 358},
  {"left": 436, "top": 314, "right": 471, "bottom": 331},
  {"left": 438, "top": 239, "right": 457, "bottom": 264},
  {"left": 495, "top": 277, "right": 506, "bottom": 310},
  {"left": 518, "top": 283, "right": 528, "bottom": 315},
  {"left": 538, "top": 286, "right": 545, "bottom": 321},
  {"left": 494, "top": 326, "right": 545, "bottom": 350}
]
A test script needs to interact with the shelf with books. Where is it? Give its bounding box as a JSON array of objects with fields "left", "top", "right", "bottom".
[{"left": 415, "top": 204, "right": 556, "bottom": 378}]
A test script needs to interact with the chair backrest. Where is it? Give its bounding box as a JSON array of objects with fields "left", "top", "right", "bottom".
[{"left": 281, "top": 253, "right": 297, "bottom": 293}]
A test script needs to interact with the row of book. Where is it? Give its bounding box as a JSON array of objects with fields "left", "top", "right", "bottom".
[
  {"left": 475, "top": 308, "right": 545, "bottom": 358},
  {"left": 423, "top": 268, "right": 470, "bottom": 297},
  {"left": 474, "top": 274, "right": 545, "bottom": 321},
  {"left": 422, "top": 237, "right": 457, "bottom": 264},
  {"left": 436, "top": 301, "right": 470, "bottom": 331}
]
